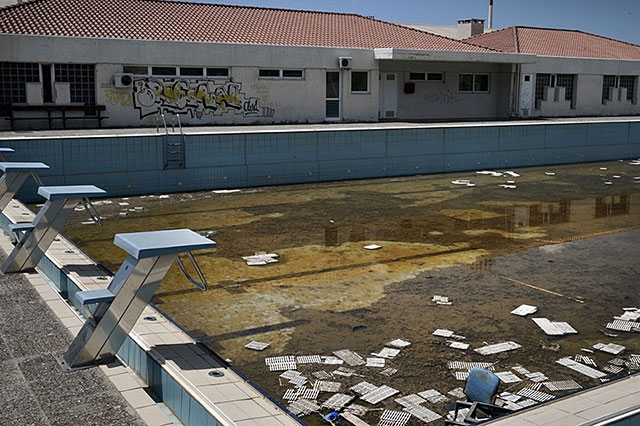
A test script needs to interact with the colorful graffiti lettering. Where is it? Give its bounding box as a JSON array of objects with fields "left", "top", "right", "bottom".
[
  {"left": 131, "top": 78, "right": 275, "bottom": 119},
  {"left": 105, "top": 89, "right": 133, "bottom": 106}
]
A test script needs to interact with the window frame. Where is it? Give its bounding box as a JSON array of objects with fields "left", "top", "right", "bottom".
[
  {"left": 458, "top": 73, "right": 490, "bottom": 93},
  {"left": 350, "top": 71, "right": 369, "bottom": 93}
]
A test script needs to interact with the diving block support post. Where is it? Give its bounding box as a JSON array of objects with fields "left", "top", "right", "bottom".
[
  {"left": 61, "top": 229, "right": 216, "bottom": 370},
  {"left": 1, "top": 185, "right": 106, "bottom": 274},
  {"left": 0, "top": 161, "right": 50, "bottom": 211},
  {"left": 0, "top": 147, "right": 15, "bottom": 161}
]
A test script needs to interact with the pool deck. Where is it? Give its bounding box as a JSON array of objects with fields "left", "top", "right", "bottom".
[
  {"left": 0, "top": 199, "right": 302, "bottom": 426},
  {"left": 0, "top": 115, "right": 640, "bottom": 140}
]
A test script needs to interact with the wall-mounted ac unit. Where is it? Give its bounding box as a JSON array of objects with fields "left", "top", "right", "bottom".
[
  {"left": 113, "top": 73, "right": 134, "bottom": 88},
  {"left": 338, "top": 57, "right": 352, "bottom": 69}
]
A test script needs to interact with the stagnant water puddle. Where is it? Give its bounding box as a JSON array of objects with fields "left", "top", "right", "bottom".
[{"left": 62, "top": 159, "right": 640, "bottom": 425}]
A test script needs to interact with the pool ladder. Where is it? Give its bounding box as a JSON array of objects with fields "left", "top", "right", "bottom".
[{"left": 161, "top": 113, "right": 185, "bottom": 170}]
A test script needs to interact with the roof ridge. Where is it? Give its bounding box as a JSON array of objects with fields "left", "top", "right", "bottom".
[{"left": 513, "top": 26, "right": 520, "bottom": 53}]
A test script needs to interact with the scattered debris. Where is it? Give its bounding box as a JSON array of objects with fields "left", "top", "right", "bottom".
[
  {"left": 475, "top": 341, "right": 522, "bottom": 356},
  {"left": 323, "top": 393, "right": 355, "bottom": 410},
  {"left": 593, "top": 342, "right": 626, "bottom": 355},
  {"left": 532, "top": 318, "right": 578, "bottom": 336},
  {"left": 432, "top": 295, "right": 452, "bottom": 305},
  {"left": 556, "top": 357, "right": 607, "bottom": 379},
  {"left": 451, "top": 179, "right": 476, "bottom": 187},
  {"left": 511, "top": 304, "right": 538, "bottom": 316},
  {"left": 371, "top": 347, "right": 401, "bottom": 359},
  {"left": 242, "top": 252, "right": 279, "bottom": 266},
  {"left": 516, "top": 387, "right": 555, "bottom": 402},
  {"left": 360, "top": 385, "right": 399, "bottom": 404},
  {"left": 418, "top": 389, "right": 449, "bottom": 404},
  {"left": 405, "top": 405, "right": 442, "bottom": 423},
  {"left": 244, "top": 341, "right": 270, "bottom": 351},
  {"left": 378, "top": 410, "right": 411, "bottom": 426},
  {"left": 447, "top": 341, "right": 470, "bottom": 350},
  {"left": 495, "top": 371, "right": 522, "bottom": 384},
  {"left": 334, "top": 349, "right": 366, "bottom": 366},
  {"left": 544, "top": 172, "right": 556, "bottom": 176},
  {"left": 387, "top": 339, "right": 411, "bottom": 348},
  {"left": 363, "top": 244, "right": 382, "bottom": 250},
  {"left": 379, "top": 368, "right": 398, "bottom": 377},
  {"left": 543, "top": 380, "right": 581, "bottom": 392}
]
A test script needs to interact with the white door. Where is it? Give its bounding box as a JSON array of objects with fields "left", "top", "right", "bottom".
[
  {"left": 519, "top": 74, "right": 533, "bottom": 117},
  {"left": 379, "top": 73, "right": 397, "bottom": 118},
  {"left": 326, "top": 71, "right": 341, "bottom": 120}
]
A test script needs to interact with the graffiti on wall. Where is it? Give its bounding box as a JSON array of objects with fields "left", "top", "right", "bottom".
[
  {"left": 128, "top": 78, "right": 275, "bottom": 119},
  {"left": 105, "top": 90, "right": 133, "bottom": 107},
  {"left": 424, "top": 88, "right": 460, "bottom": 105}
]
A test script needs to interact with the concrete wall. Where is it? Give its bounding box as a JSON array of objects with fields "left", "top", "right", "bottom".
[
  {"left": 3, "top": 120, "right": 639, "bottom": 202},
  {"left": 0, "top": 35, "right": 380, "bottom": 128}
]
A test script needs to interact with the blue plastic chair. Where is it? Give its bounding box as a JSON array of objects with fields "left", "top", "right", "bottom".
[{"left": 464, "top": 367, "right": 501, "bottom": 404}]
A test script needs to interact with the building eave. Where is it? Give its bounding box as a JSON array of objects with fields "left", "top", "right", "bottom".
[{"left": 374, "top": 48, "right": 536, "bottom": 64}]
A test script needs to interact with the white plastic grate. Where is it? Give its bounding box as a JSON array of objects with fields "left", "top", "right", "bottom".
[
  {"left": 314, "top": 380, "right": 341, "bottom": 392},
  {"left": 372, "top": 347, "right": 401, "bottom": 359},
  {"left": 432, "top": 329, "right": 454, "bottom": 337},
  {"left": 378, "top": 410, "right": 411, "bottom": 426},
  {"left": 297, "top": 355, "right": 322, "bottom": 364},
  {"left": 474, "top": 341, "right": 521, "bottom": 356},
  {"left": 418, "top": 389, "right": 449, "bottom": 404},
  {"left": 405, "top": 405, "right": 442, "bottom": 423},
  {"left": 394, "top": 394, "right": 426, "bottom": 407},
  {"left": 351, "top": 381, "right": 378, "bottom": 395},
  {"left": 244, "top": 340, "right": 270, "bottom": 351},
  {"left": 265, "top": 355, "right": 297, "bottom": 371},
  {"left": 380, "top": 368, "right": 398, "bottom": 377},
  {"left": 361, "top": 385, "right": 399, "bottom": 404},
  {"left": 323, "top": 393, "right": 354, "bottom": 410},
  {"left": 447, "top": 361, "right": 494, "bottom": 370},
  {"left": 287, "top": 399, "right": 320, "bottom": 416},
  {"left": 387, "top": 338, "right": 411, "bottom": 348},
  {"left": 495, "top": 371, "right": 522, "bottom": 383},
  {"left": 543, "top": 380, "right": 582, "bottom": 391},
  {"left": 516, "top": 388, "right": 556, "bottom": 402},
  {"left": 593, "top": 342, "right": 626, "bottom": 355},
  {"left": 334, "top": 349, "right": 365, "bottom": 366},
  {"left": 367, "top": 357, "right": 386, "bottom": 368},
  {"left": 556, "top": 357, "right": 607, "bottom": 379}
]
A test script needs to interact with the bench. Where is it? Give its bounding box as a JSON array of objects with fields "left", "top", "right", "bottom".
[{"left": 1, "top": 104, "right": 107, "bottom": 130}]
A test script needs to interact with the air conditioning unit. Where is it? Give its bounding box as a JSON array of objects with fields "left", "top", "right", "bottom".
[
  {"left": 338, "top": 57, "right": 352, "bottom": 69},
  {"left": 113, "top": 73, "right": 134, "bottom": 88}
]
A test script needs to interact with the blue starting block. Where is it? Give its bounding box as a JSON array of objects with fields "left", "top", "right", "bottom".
[
  {"left": 62, "top": 229, "right": 216, "bottom": 370},
  {"left": 0, "top": 161, "right": 49, "bottom": 211},
  {"left": 1, "top": 185, "right": 106, "bottom": 274}
]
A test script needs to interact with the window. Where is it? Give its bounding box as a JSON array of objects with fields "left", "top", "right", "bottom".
[
  {"left": 351, "top": 71, "right": 369, "bottom": 93},
  {"left": 207, "top": 68, "right": 229, "bottom": 78},
  {"left": 0, "top": 62, "right": 40, "bottom": 108},
  {"left": 427, "top": 73, "right": 443, "bottom": 81},
  {"left": 54, "top": 64, "right": 95, "bottom": 104},
  {"left": 123, "top": 65, "right": 149, "bottom": 75},
  {"left": 259, "top": 69, "right": 280, "bottom": 78},
  {"left": 603, "top": 75, "right": 636, "bottom": 103},
  {"left": 258, "top": 69, "right": 304, "bottom": 79},
  {"left": 151, "top": 66, "right": 176, "bottom": 76},
  {"left": 602, "top": 75, "right": 617, "bottom": 103},
  {"left": 534, "top": 73, "right": 576, "bottom": 108},
  {"left": 409, "top": 72, "right": 425, "bottom": 81},
  {"left": 180, "top": 67, "right": 204, "bottom": 77},
  {"left": 458, "top": 73, "right": 489, "bottom": 93},
  {"left": 619, "top": 76, "right": 636, "bottom": 102},
  {"left": 282, "top": 69, "right": 304, "bottom": 79},
  {"left": 458, "top": 73, "right": 489, "bottom": 92}
]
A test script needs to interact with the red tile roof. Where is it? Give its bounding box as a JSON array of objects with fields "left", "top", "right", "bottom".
[
  {"left": 0, "top": 0, "right": 491, "bottom": 52},
  {"left": 466, "top": 26, "right": 640, "bottom": 60}
]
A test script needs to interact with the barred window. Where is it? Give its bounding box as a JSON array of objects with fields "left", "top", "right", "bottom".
[
  {"left": 459, "top": 73, "right": 489, "bottom": 93},
  {"left": 602, "top": 75, "right": 617, "bottom": 103},
  {"left": 54, "top": 64, "right": 95, "bottom": 104},
  {"left": 535, "top": 73, "right": 575, "bottom": 109},
  {"left": 619, "top": 76, "right": 636, "bottom": 102},
  {"left": 556, "top": 74, "right": 575, "bottom": 105},
  {"left": 534, "top": 74, "right": 551, "bottom": 102},
  {"left": 0, "top": 62, "right": 40, "bottom": 106}
]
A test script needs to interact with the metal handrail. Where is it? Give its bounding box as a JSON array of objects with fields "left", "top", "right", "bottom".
[{"left": 176, "top": 251, "right": 209, "bottom": 291}]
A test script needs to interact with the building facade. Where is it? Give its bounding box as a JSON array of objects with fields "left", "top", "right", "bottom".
[{"left": 0, "top": 0, "right": 638, "bottom": 130}]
